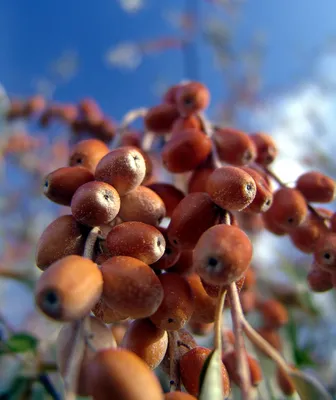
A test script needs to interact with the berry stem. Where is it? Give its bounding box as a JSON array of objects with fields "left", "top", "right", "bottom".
[
  {"left": 168, "top": 331, "right": 181, "bottom": 392},
  {"left": 141, "top": 131, "right": 155, "bottom": 152},
  {"left": 83, "top": 226, "right": 101, "bottom": 259},
  {"left": 113, "top": 107, "right": 148, "bottom": 147},
  {"left": 214, "top": 287, "right": 227, "bottom": 353},
  {"left": 241, "top": 315, "right": 289, "bottom": 374},
  {"left": 229, "top": 282, "right": 252, "bottom": 400},
  {"left": 38, "top": 374, "right": 61, "bottom": 400}
]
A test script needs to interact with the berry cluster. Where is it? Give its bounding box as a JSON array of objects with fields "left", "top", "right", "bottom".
[{"left": 13, "top": 80, "right": 335, "bottom": 399}]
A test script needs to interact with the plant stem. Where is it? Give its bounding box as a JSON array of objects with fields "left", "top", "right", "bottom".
[
  {"left": 83, "top": 226, "right": 101, "bottom": 259},
  {"left": 214, "top": 287, "right": 227, "bottom": 354},
  {"left": 168, "top": 331, "right": 181, "bottom": 392},
  {"left": 229, "top": 282, "right": 251, "bottom": 400},
  {"left": 241, "top": 316, "right": 289, "bottom": 374},
  {"left": 38, "top": 374, "right": 61, "bottom": 400}
]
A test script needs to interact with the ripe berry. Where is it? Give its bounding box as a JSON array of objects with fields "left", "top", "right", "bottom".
[
  {"left": 150, "top": 273, "right": 194, "bottom": 331},
  {"left": 179, "top": 346, "right": 230, "bottom": 397},
  {"left": 121, "top": 318, "right": 168, "bottom": 369},
  {"left": 164, "top": 392, "right": 197, "bottom": 400},
  {"left": 167, "top": 192, "right": 221, "bottom": 250},
  {"left": 307, "top": 264, "right": 332, "bottom": 292},
  {"left": 213, "top": 127, "right": 257, "bottom": 165},
  {"left": 296, "top": 171, "right": 336, "bottom": 203},
  {"left": 35, "top": 255, "right": 103, "bottom": 321},
  {"left": 223, "top": 351, "right": 262, "bottom": 387},
  {"left": 162, "top": 129, "right": 212, "bottom": 173},
  {"left": 250, "top": 132, "right": 278, "bottom": 165},
  {"left": 87, "top": 348, "right": 164, "bottom": 400},
  {"left": 169, "top": 250, "right": 194, "bottom": 276},
  {"left": 256, "top": 327, "right": 282, "bottom": 352},
  {"left": 120, "top": 130, "right": 142, "bottom": 148},
  {"left": 118, "top": 186, "right": 166, "bottom": 226},
  {"left": 171, "top": 116, "right": 202, "bottom": 134},
  {"left": 206, "top": 166, "right": 257, "bottom": 211},
  {"left": 276, "top": 365, "right": 296, "bottom": 396},
  {"left": 175, "top": 82, "right": 210, "bottom": 117},
  {"left": 259, "top": 299, "right": 288, "bottom": 329},
  {"left": 263, "top": 188, "right": 308, "bottom": 231},
  {"left": 36, "top": 215, "right": 88, "bottom": 271},
  {"left": 71, "top": 181, "right": 120, "bottom": 227},
  {"left": 150, "top": 227, "right": 181, "bottom": 270},
  {"left": 186, "top": 274, "right": 217, "bottom": 324},
  {"left": 56, "top": 316, "right": 114, "bottom": 396},
  {"left": 289, "top": 212, "right": 329, "bottom": 253},
  {"left": 188, "top": 167, "right": 215, "bottom": 193},
  {"left": 147, "top": 183, "right": 185, "bottom": 218},
  {"left": 314, "top": 233, "right": 336, "bottom": 272},
  {"left": 162, "top": 84, "right": 182, "bottom": 105},
  {"left": 330, "top": 212, "right": 336, "bottom": 232},
  {"left": 69, "top": 139, "right": 110, "bottom": 174},
  {"left": 194, "top": 224, "right": 253, "bottom": 286},
  {"left": 43, "top": 166, "right": 94, "bottom": 206},
  {"left": 106, "top": 221, "right": 165, "bottom": 265},
  {"left": 144, "top": 104, "right": 179, "bottom": 134},
  {"left": 92, "top": 298, "right": 129, "bottom": 323},
  {"left": 262, "top": 210, "right": 287, "bottom": 236},
  {"left": 101, "top": 256, "right": 164, "bottom": 318},
  {"left": 240, "top": 290, "right": 257, "bottom": 314},
  {"left": 240, "top": 166, "right": 273, "bottom": 213},
  {"left": 95, "top": 147, "right": 146, "bottom": 195},
  {"left": 188, "top": 321, "right": 214, "bottom": 336}
]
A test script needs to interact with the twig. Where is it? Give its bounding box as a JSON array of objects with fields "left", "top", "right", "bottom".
[
  {"left": 214, "top": 287, "right": 227, "bottom": 354},
  {"left": 141, "top": 131, "right": 155, "bottom": 153},
  {"left": 229, "top": 282, "right": 251, "bottom": 400},
  {"left": 168, "top": 331, "right": 181, "bottom": 392},
  {"left": 38, "top": 374, "right": 61, "bottom": 400},
  {"left": 83, "top": 226, "right": 101, "bottom": 259}
]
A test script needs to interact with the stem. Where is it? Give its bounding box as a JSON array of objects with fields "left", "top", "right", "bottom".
[
  {"left": 112, "top": 107, "right": 148, "bottom": 147},
  {"left": 141, "top": 131, "right": 155, "bottom": 152},
  {"left": 38, "top": 374, "right": 61, "bottom": 400},
  {"left": 229, "top": 282, "right": 251, "bottom": 400},
  {"left": 214, "top": 287, "right": 227, "bottom": 354},
  {"left": 83, "top": 226, "right": 101, "bottom": 259},
  {"left": 241, "top": 316, "right": 289, "bottom": 374},
  {"left": 168, "top": 331, "right": 181, "bottom": 392}
]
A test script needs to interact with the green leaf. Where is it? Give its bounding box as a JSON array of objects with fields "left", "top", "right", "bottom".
[
  {"left": 6, "top": 333, "right": 38, "bottom": 353},
  {"left": 199, "top": 349, "right": 225, "bottom": 400},
  {"left": 4, "top": 376, "right": 31, "bottom": 400},
  {"left": 288, "top": 369, "right": 332, "bottom": 400}
]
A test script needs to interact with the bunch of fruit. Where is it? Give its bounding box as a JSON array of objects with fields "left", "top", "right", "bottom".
[{"left": 8, "top": 80, "right": 336, "bottom": 399}]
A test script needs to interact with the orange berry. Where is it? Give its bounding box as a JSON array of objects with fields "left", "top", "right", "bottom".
[
  {"left": 171, "top": 116, "right": 202, "bottom": 134},
  {"left": 144, "top": 103, "right": 179, "bottom": 134},
  {"left": 250, "top": 132, "right": 278, "bottom": 165},
  {"left": 276, "top": 365, "right": 296, "bottom": 396},
  {"left": 296, "top": 171, "right": 336, "bottom": 203},
  {"left": 314, "top": 233, "right": 336, "bottom": 272},
  {"left": 92, "top": 298, "right": 129, "bottom": 323},
  {"left": 164, "top": 392, "right": 197, "bottom": 400},
  {"left": 256, "top": 327, "right": 283, "bottom": 352},
  {"left": 223, "top": 351, "right": 262, "bottom": 387},
  {"left": 307, "top": 264, "right": 332, "bottom": 292},
  {"left": 147, "top": 183, "right": 185, "bottom": 218},
  {"left": 175, "top": 82, "right": 210, "bottom": 117},
  {"left": 69, "top": 139, "right": 109, "bottom": 174},
  {"left": 151, "top": 227, "right": 181, "bottom": 270},
  {"left": 259, "top": 299, "right": 288, "bottom": 329},
  {"left": 188, "top": 167, "right": 215, "bottom": 193}
]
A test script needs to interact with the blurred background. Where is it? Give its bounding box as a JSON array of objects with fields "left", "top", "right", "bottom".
[{"left": 1, "top": 0, "right": 336, "bottom": 398}]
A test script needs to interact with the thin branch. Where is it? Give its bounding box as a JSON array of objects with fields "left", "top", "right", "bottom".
[
  {"left": 214, "top": 287, "right": 227, "bottom": 354},
  {"left": 168, "top": 331, "right": 181, "bottom": 392},
  {"left": 38, "top": 374, "right": 61, "bottom": 400},
  {"left": 83, "top": 226, "right": 101, "bottom": 259},
  {"left": 229, "top": 282, "right": 251, "bottom": 400},
  {"left": 112, "top": 108, "right": 148, "bottom": 148}
]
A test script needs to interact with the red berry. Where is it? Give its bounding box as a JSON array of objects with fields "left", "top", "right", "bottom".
[
  {"left": 175, "top": 82, "right": 210, "bottom": 117},
  {"left": 296, "top": 171, "right": 336, "bottom": 203},
  {"left": 250, "top": 132, "right": 278, "bottom": 165}
]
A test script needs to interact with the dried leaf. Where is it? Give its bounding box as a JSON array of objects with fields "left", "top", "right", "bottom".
[
  {"left": 288, "top": 369, "right": 332, "bottom": 400},
  {"left": 199, "top": 349, "right": 225, "bottom": 400}
]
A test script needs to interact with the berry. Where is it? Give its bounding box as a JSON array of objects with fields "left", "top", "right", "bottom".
[
  {"left": 188, "top": 167, "right": 215, "bottom": 193},
  {"left": 101, "top": 256, "right": 164, "bottom": 318},
  {"left": 223, "top": 351, "right": 262, "bottom": 387},
  {"left": 171, "top": 116, "right": 202, "bottom": 134},
  {"left": 119, "top": 186, "right": 166, "bottom": 226},
  {"left": 92, "top": 298, "right": 129, "bottom": 323},
  {"left": 314, "top": 233, "right": 336, "bottom": 272},
  {"left": 35, "top": 255, "right": 103, "bottom": 321},
  {"left": 259, "top": 299, "right": 288, "bottom": 329},
  {"left": 168, "top": 192, "right": 221, "bottom": 250},
  {"left": 43, "top": 166, "right": 94, "bottom": 206},
  {"left": 162, "top": 129, "right": 212, "bottom": 173},
  {"left": 147, "top": 183, "right": 185, "bottom": 218},
  {"left": 194, "top": 224, "right": 253, "bottom": 286},
  {"left": 69, "top": 139, "right": 110, "bottom": 173},
  {"left": 169, "top": 250, "right": 194, "bottom": 276},
  {"left": 256, "top": 327, "right": 282, "bottom": 352},
  {"left": 35, "top": 215, "right": 88, "bottom": 271},
  {"left": 206, "top": 166, "right": 257, "bottom": 211},
  {"left": 150, "top": 227, "right": 181, "bottom": 270},
  {"left": 188, "top": 321, "right": 214, "bottom": 336},
  {"left": 307, "top": 264, "right": 332, "bottom": 292},
  {"left": 106, "top": 221, "right": 166, "bottom": 264},
  {"left": 150, "top": 273, "right": 194, "bottom": 331},
  {"left": 144, "top": 103, "right": 180, "bottom": 134},
  {"left": 250, "top": 132, "right": 278, "bottom": 165},
  {"left": 175, "top": 82, "right": 210, "bottom": 117},
  {"left": 71, "top": 181, "right": 120, "bottom": 227},
  {"left": 164, "top": 392, "right": 197, "bottom": 400},
  {"left": 296, "top": 171, "right": 336, "bottom": 203},
  {"left": 276, "top": 365, "right": 296, "bottom": 396}
]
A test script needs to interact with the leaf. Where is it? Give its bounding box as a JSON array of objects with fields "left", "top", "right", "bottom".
[
  {"left": 199, "top": 349, "right": 225, "bottom": 400},
  {"left": 4, "top": 377, "right": 31, "bottom": 400},
  {"left": 6, "top": 333, "right": 38, "bottom": 353},
  {"left": 288, "top": 369, "right": 332, "bottom": 400}
]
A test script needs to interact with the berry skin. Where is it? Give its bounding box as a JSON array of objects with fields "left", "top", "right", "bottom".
[
  {"left": 169, "top": 250, "right": 194, "bottom": 276},
  {"left": 213, "top": 127, "right": 257, "bottom": 165},
  {"left": 171, "top": 116, "right": 202, "bottom": 134},
  {"left": 262, "top": 210, "right": 287, "bottom": 236},
  {"left": 92, "top": 298, "right": 129, "bottom": 323},
  {"left": 35, "top": 215, "right": 88, "bottom": 271},
  {"left": 147, "top": 183, "right": 185, "bottom": 218},
  {"left": 206, "top": 166, "right": 257, "bottom": 211},
  {"left": 296, "top": 171, "right": 336, "bottom": 203},
  {"left": 276, "top": 365, "right": 296, "bottom": 396},
  {"left": 150, "top": 273, "right": 194, "bottom": 331},
  {"left": 330, "top": 212, "right": 336, "bottom": 232},
  {"left": 144, "top": 103, "right": 180, "bottom": 134},
  {"left": 186, "top": 274, "right": 217, "bottom": 324},
  {"left": 121, "top": 318, "right": 168, "bottom": 370},
  {"left": 118, "top": 186, "right": 166, "bottom": 226},
  {"left": 164, "top": 392, "right": 197, "bottom": 400},
  {"left": 162, "top": 129, "right": 212, "bottom": 173},
  {"left": 71, "top": 181, "right": 120, "bottom": 227},
  {"left": 167, "top": 192, "right": 221, "bottom": 250},
  {"left": 263, "top": 188, "right": 308, "bottom": 231},
  {"left": 179, "top": 347, "right": 230, "bottom": 397},
  {"left": 223, "top": 351, "right": 262, "bottom": 387},
  {"left": 188, "top": 167, "right": 215, "bottom": 193},
  {"left": 314, "top": 233, "right": 336, "bottom": 272},
  {"left": 150, "top": 227, "right": 181, "bottom": 270},
  {"left": 259, "top": 299, "right": 288, "bottom": 329},
  {"left": 194, "top": 224, "right": 253, "bottom": 286},
  {"left": 56, "top": 316, "right": 115, "bottom": 396},
  {"left": 307, "top": 264, "right": 332, "bottom": 292},
  {"left": 106, "top": 221, "right": 166, "bottom": 265},
  {"left": 101, "top": 256, "right": 164, "bottom": 318},
  {"left": 35, "top": 255, "right": 103, "bottom": 321},
  {"left": 175, "top": 82, "right": 210, "bottom": 117},
  {"left": 250, "top": 132, "right": 278, "bottom": 165},
  {"left": 188, "top": 321, "right": 214, "bottom": 336},
  {"left": 69, "top": 139, "right": 110, "bottom": 174},
  {"left": 95, "top": 147, "right": 146, "bottom": 196},
  {"left": 43, "top": 166, "right": 94, "bottom": 206},
  {"left": 87, "top": 348, "right": 164, "bottom": 400},
  {"left": 162, "top": 84, "right": 182, "bottom": 105}
]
